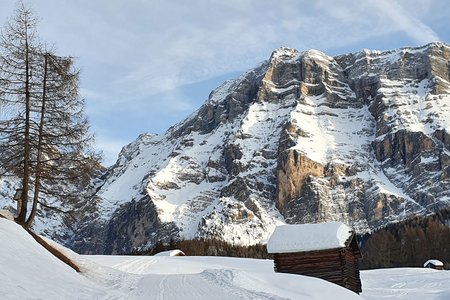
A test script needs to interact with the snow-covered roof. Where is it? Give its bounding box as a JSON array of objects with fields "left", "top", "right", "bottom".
[
  {"left": 267, "top": 222, "right": 353, "bottom": 254},
  {"left": 154, "top": 249, "right": 186, "bottom": 257},
  {"left": 424, "top": 259, "right": 444, "bottom": 267}
]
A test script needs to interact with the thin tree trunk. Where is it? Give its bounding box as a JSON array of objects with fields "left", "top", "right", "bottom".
[
  {"left": 26, "top": 53, "right": 48, "bottom": 228},
  {"left": 16, "top": 25, "right": 31, "bottom": 225}
]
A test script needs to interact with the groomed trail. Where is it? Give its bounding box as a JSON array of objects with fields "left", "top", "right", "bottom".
[{"left": 85, "top": 255, "right": 360, "bottom": 300}]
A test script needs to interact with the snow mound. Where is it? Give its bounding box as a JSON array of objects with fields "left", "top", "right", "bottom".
[
  {"left": 267, "top": 222, "right": 353, "bottom": 253},
  {"left": 154, "top": 249, "right": 186, "bottom": 256},
  {"left": 0, "top": 218, "right": 108, "bottom": 299}
]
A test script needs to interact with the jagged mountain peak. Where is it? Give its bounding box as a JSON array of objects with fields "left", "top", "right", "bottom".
[
  {"left": 270, "top": 47, "right": 300, "bottom": 61},
  {"left": 73, "top": 42, "right": 450, "bottom": 254},
  {"left": 269, "top": 47, "right": 333, "bottom": 64},
  {"left": 302, "top": 48, "right": 333, "bottom": 63}
]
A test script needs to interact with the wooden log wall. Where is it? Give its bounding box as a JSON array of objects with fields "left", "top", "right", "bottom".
[{"left": 273, "top": 247, "right": 362, "bottom": 294}]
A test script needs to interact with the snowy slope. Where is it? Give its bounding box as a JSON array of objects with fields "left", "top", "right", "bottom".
[
  {"left": 0, "top": 218, "right": 364, "bottom": 300},
  {"left": 0, "top": 176, "right": 87, "bottom": 245},
  {"left": 0, "top": 218, "right": 110, "bottom": 299},
  {"left": 2, "top": 217, "right": 450, "bottom": 300}
]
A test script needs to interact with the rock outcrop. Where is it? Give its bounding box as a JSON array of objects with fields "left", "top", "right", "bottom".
[{"left": 77, "top": 42, "right": 450, "bottom": 253}]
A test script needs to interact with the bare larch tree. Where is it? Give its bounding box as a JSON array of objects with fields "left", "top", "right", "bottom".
[{"left": 0, "top": 2, "right": 101, "bottom": 228}]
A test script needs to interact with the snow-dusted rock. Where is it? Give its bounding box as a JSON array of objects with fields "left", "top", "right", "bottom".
[{"left": 73, "top": 42, "right": 450, "bottom": 254}]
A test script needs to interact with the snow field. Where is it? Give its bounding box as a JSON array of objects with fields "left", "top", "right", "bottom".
[
  {"left": 2, "top": 218, "right": 450, "bottom": 299},
  {"left": 1, "top": 218, "right": 363, "bottom": 299},
  {"left": 361, "top": 268, "right": 450, "bottom": 300}
]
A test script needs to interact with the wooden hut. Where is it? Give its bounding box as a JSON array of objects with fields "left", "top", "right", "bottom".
[
  {"left": 423, "top": 259, "right": 444, "bottom": 270},
  {"left": 267, "top": 222, "right": 362, "bottom": 294}
]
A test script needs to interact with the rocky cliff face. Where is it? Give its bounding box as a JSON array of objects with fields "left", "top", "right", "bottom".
[{"left": 4, "top": 43, "right": 449, "bottom": 254}]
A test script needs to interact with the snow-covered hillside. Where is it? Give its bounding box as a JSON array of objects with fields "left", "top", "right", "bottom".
[
  {"left": 1, "top": 218, "right": 449, "bottom": 299},
  {"left": 0, "top": 218, "right": 364, "bottom": 300}
]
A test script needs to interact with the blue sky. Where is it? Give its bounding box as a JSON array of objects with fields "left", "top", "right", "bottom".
[{"left": 0, "top": 0, "right": 449, "bottom": 165}]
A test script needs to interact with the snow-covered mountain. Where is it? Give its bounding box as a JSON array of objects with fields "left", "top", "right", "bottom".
[{"left": 3, "top": 42, "right": 450, "bottom": 254}]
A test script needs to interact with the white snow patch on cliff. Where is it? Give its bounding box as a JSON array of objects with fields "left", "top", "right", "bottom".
[{"left": 290, "top": 95, "right": 375, "bottom": 165}]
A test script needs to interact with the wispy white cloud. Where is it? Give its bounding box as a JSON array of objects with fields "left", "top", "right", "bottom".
[
  {"left": 102, "top": 0, "right": 443, "bottom": 97},
  {"left": 17, "top": 0, "right": 444, "bottom": 98},
  {"left": 369, "top": 0, "right": 440, "bottom": 44},
  {"left": 314, "top": 0, "right": 440, "bottom": 47},
  {"left": 1, "top": 0, "right": 448, "bottom": 164}
]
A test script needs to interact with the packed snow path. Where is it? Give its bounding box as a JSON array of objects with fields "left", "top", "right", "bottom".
[{"left": 88, "top": 255, "right": 360, "bottom": 300}]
